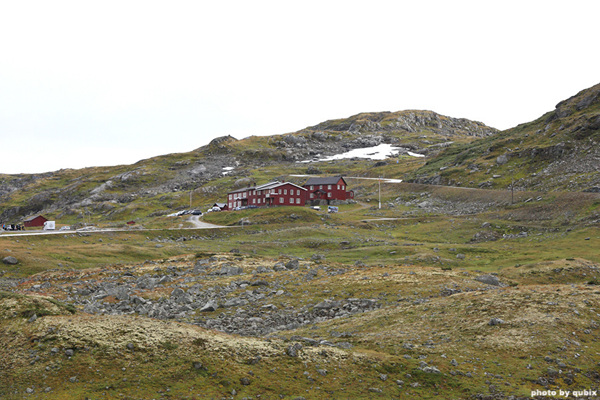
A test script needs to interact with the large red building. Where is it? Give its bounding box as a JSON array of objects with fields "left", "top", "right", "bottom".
[
  {"left": 227, "top": 181, "right": 308, "bottom": 210},
  {"left": 303, "top": 176, "right": 354, "bottom": 203}
]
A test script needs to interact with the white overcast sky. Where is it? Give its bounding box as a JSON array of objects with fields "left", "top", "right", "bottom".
[{"left": 1, "top": 1, "right": 598, "bottom": 174}]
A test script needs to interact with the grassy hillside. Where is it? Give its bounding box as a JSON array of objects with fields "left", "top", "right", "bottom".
[
  {"left": 408, "top": 83, "right": 600, "bottom": 192},
  {"left": 1, "top": 109, "right": 496, "bottom": 227},
  {"left": 1, "top": 177, "right": 599, "bottom": 398},
  {"left": 1, "top": 85, "right": 600, "bottom": 399}
]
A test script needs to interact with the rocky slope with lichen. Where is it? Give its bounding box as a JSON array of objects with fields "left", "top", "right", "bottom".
[
  {"left": 408, "top": 83, "right": 600, "bottom": 192},
  {"left": 2, "top": 252, "right": 600, "bottom": 399}
]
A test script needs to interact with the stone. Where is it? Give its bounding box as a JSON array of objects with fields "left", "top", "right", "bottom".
[
  {"left": 2, "top": 256, "right": 18, "bottom": 265},
  {"left": 200, "top": 300, "right": 218, "bottom": 312},
  {"left": 286, "top": 343, "right": 303, "bottom": 357},
  {"left": 273, "top": 262, "right": 286, "bottom": 271},
  {"left": 475, "top": 274, "right": 501, "bottom": 286},
  {"left": 218, "top": 265, "right": 243, "bottom": 276},
  {"left": 285, "top": 259, "right": 299, "bottom": 270},
  {"left": 496, "top": 154, "right": 509, "bottom": 165},
  {"left": 314, "top": 300, "right": 338, "bottom": 310},
  {"left": 489, "top": 318, "right": 504, "bottom": 326},
  {"left": 240, "top": 377, "right": 251, "bottom": 385}
]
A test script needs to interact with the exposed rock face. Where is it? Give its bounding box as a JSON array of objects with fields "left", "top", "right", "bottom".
[{"left": 309, "top": 111, "right": 497, "bottom": 139}]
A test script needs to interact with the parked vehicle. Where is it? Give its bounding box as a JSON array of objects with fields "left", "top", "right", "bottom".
[
  {"left": 43, "top": 221, "right": 56, "bottom": 230},
  {"left": 191, "top": 210, "right": 203, "bottom": 215},
  {"left": 311, "top": 206, "right": 321, "bottom": 211},
  {"left": 328, "top": 206, "right": 339, "bottom": 213}
]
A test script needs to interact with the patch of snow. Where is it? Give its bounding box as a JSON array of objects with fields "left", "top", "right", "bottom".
[
  {"left": 299, "top": 143, "right": 424, "bottom": 163},
  {"left": 222, "top": 167, "right": 235, "bottom": 171},
  {"left": 345, "top": 176, "right": 403, "bottom": 183},
  {"left": 291, "top": 174, "right": 402, "bottom": 184},
  {"left": 320, "top": 143, "right": 398, "bottom": 161}
]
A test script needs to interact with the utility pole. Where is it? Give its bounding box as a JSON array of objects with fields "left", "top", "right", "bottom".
[
  {"left": 378, "top": 177, "right": 381, "bottom": 209},
  {"left": 510, "top": 170, "right": 514, "bottom": 205}
]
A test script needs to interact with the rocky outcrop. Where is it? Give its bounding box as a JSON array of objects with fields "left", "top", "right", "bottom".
[{"left": 309, "top": 110, "right": 497, "bottom": 138}]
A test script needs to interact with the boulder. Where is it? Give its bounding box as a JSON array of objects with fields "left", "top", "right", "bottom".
[
  {"left": 285, "top": 259, "right": 300, "bottom": 270},
  {"left": 496, "top": 154, "right": 509, "bottom": 165},
  {"left": 2, "top": 256, "right": 18, "bottom": 265},
  {"left": 200, "top": 300, "right": 218, "bottom": 312},
  {"left": 475, "top": 274, "right": 501, "bottom": 286},
  {"left": 217, "top": 265, "right": 243, "bottom": 276}
]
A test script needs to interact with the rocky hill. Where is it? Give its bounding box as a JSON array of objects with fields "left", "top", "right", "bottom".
[
  {"left": 0, "top": 110, "right": 496, "bottom": 226},
  {"left": 408, "top": 83, "right": 600, "bottom": 192},
  {"left": 2, "top": 83, "right": 599, "bottom": 227}
]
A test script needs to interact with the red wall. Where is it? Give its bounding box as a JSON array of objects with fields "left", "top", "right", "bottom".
[
  {"left": 304, "top": 178, "right": 349, "bottom": 201},
  {"left": 24, "top": 216, "right": 48, "bottom": 227},
  {"left": 228, "top": 183, "right": 307, "bottom": 209}
]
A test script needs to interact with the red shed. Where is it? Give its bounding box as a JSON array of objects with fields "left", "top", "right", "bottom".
[
  {"left": 303, "top": 176, "right": 354, "bottom": 203},
  {"left": 23, "top": 215, "right": 48, "bottom": 228}
]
